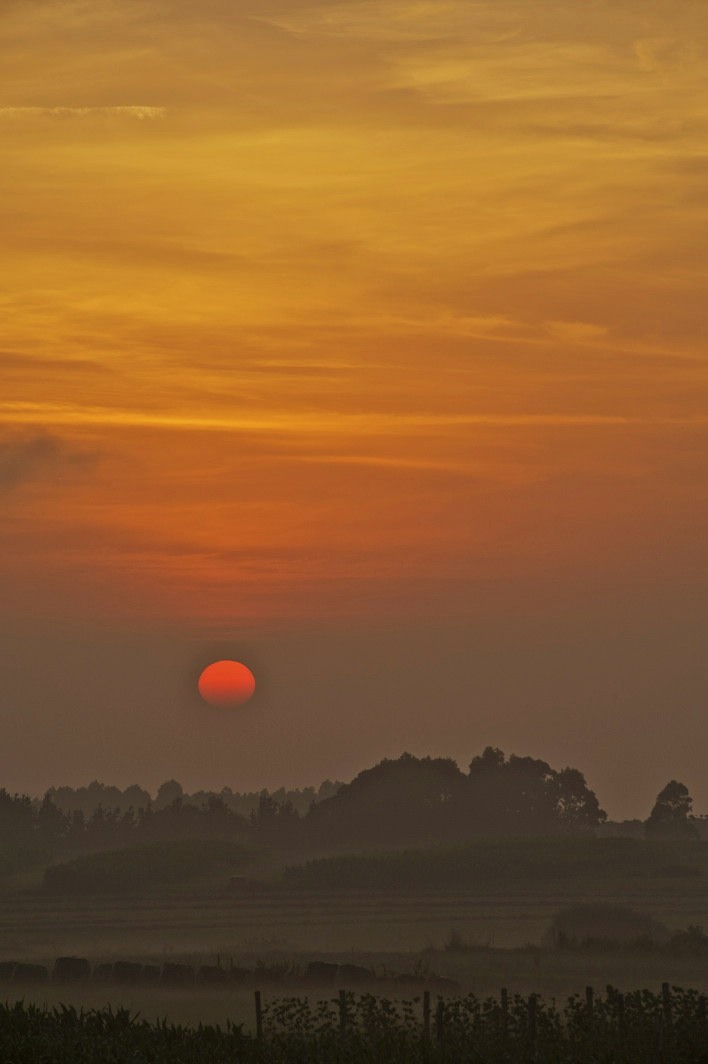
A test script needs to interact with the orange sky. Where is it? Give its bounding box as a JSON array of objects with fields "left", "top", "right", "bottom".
[{"left": 2, "top": 0, "right": 708, "bottom": 813}]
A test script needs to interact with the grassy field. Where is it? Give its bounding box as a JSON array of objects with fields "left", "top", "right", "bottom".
[
  {"left": 3, "top": 890, "right": 708, "bottom": 1027},
  {"left": 3, "top": 837, "right": 708, "bottom": 1027},
  {"left": 4, "top": 875, "right": 708, "bottom": 959}
]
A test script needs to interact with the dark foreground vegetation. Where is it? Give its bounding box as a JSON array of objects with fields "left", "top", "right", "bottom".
[{"left": 3, "top": 987, "right": 708, "bottom": 1063}]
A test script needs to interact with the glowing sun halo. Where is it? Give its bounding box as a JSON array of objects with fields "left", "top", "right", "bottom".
[{"left": 198, "top": 660, "right": 256, "bottom": 708}]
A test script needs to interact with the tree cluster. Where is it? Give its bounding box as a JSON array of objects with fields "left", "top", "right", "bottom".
[
  {"left": 307, "top": 749, "right": 607, "bottom": 847},
  {"left": 645, "top": 780, "right": 698, "bottom": 839},
  {"left": 46, "top": 778, "right": 341, "bottom": 819},
  {"left": 0, "top": 789, "right": 252, "bottom": 853},
  {"left": 0, "top": 751, "right": 701, "bottom": 859}
]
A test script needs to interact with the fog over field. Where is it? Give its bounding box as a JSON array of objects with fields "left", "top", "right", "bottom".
[
  {"left": 2, "top": 0, "right": 707, "bottom": 1057},
  {"left": 2, "top": 746, "right": 708, "bottom": 1028}
]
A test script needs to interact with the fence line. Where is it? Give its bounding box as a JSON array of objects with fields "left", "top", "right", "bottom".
[{"left": 254, "top": 982, "right": 708, "bottom": 1054}]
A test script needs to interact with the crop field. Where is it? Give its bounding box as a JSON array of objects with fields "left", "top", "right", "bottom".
[
  {"left": 3, "top": 839, "right": 708, "bottom": 1030},
  {"left": 3, "top": 886, "right": 588, "bottom": 958},
  {"left": 3, "top": 986, "right": 708, "bottom": 1063},
  {"left": 6, "top": 870, "right": 708, "bottom": 958},
  {"left": 3, "top": 881, "right": 708, "bottom": 1028}
]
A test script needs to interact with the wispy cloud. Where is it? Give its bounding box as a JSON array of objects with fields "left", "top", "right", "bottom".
[
  {"left": 0, "top": 106, "right": 166, "bottom": 119},
  {"left": 1, "top": 0, "right": 707, "bottom": 632},
  {"left": 0, "top": 433, "right": 99, "bottom": 493},
  {"left": 1, "top": 402, "right": 705, "bottom": 434},
  {"left": 545, "top": 321, "right": 609, "bottom": 345}
]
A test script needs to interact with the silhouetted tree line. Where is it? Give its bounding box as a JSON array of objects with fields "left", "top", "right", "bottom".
[
  {"left": 0, "top": 782, "right": 335, "bottom": 855},
  {"left": 0, "top": 790, "right": 251, "bottom": 852},
  {"left": 645, "top": 780, "right": 699, "bottom": 839},
  {"left": 0, "top": 750, "right": 703, "bottom": 858},
  {"left": 305, "top": 749, "right": 608, "bottom": 847},
  {"left": 45, "top": 778, "right": 342, "bottom": 819}
]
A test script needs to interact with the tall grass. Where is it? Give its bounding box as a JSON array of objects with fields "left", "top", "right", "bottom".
[{"left": 2, "top": 986, "right": 708, "bottom": 1062}]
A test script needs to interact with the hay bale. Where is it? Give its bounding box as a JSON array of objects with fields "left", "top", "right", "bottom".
[
  {"left": 13, "top": 963, "right": 48, "bottom": 983},
  {"left": 53, "top": 956, "right": 90, "bottom": 981},
  {"left": 113, "top": 961, "right": 143, "bottom": 985},
  {"left": 160, "top": 962, "right": 195, "bottom": 987},
  {"left": 93, "top": 963, "right": 114, "bottom": 984},
  {"left": 304, "top": 961, "right": 339, "bottom": 984},
  {"left": 337, "top": 963, "right": 374, "bottom": 985}
]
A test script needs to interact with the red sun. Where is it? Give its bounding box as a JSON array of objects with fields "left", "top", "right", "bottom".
[{"left": 198, "top": 660, "right": 256, "bottom": 708}]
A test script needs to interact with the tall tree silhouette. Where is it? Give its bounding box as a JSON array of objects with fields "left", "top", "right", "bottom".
[{"left": 645, "top": 780, "right": 698, "bottom": 838}]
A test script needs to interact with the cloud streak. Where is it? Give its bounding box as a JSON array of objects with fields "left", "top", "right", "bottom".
[
  {"left": 0, "top": 106, "right": 166, "bottom": 119},
  {"left": 1, "top": 0, "right": 707, "bottom": 630},
  {"left": 2, "top": 402, "right": 707, "bottom": 434},
  {"left": 0, "top": 434, "right": 98, "bottom": 493}
]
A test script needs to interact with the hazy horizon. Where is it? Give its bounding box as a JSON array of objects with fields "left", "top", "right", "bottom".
[
  {"left": 5, "top": 600, "right": 707, "bottom": 821},
  {"left": 3, "top": 0, "right": 707, "bottom": 825}
]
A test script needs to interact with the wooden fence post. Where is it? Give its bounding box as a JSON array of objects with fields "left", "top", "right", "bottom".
[
  {"left": 528, "top": 993, "right": 537, "bottom": 1055},
  {"left": 699, "top": 994, "right": 707, "bottom": 1024},
  {"left": 254, "top": 990, "right": 263, "bottom": 1040},
  {"left": 501, "top": 987, "right": 508, "bottom": 1034},
  {"left": 423, "top": 990, "right": 431, "bottom": 1041},
  {"left": 339, "top": 989, "right": 347, "bottom": 1036},
  {"left": 617, "top": 992, "right": 624, "bottom": 1040},
  {"left": 586, "top": 986, "right": 594, "bottom": 1017},
  {"left": 662, "top": 982, "right": 671, "bottom": 1027},
  {"left": 435, "top": 998, "right": 444, "bottom": 1046},
  {"left": 657, "top": 1013, "right": 665, "bottom": 1064}
]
